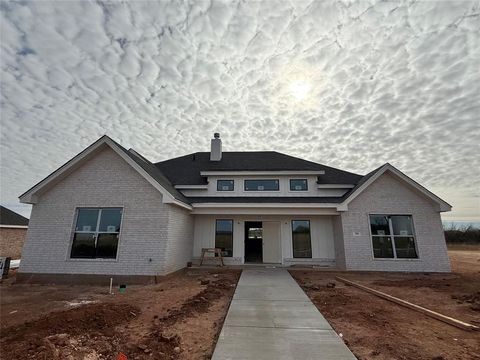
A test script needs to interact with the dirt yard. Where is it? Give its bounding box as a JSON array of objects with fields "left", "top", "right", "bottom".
[
  {"left": 0, "top": 269, "right": 240, "bottom": 360},
  {"left": 291, "top": 250, "right": 480, "bottom": 360}
]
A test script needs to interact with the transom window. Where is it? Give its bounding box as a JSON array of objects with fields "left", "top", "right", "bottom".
[
  {"left": 290, "top": 179, "right": 308, "bottom": 191},
  {"left": 217, "top": 180, "right": 234, "bottom": 191},
  {"left": 70, "top": 208, "right": 122, "bottom": 259},
  {"left": 244, "top": 179, "right": 279, "bottom": 191},
  {"left": 292, "top": 220, "right": 312, "bottom": 258},
  {"left": 215, "top": 219, "right": 233, "bottom": 257},
  {"left": 370, "top": 215, "right": 418, "bottom": 259}
]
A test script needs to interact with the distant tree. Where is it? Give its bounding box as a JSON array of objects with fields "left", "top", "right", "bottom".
[{"left": 443, "top": 223, "right": 480, "bottom": 244}]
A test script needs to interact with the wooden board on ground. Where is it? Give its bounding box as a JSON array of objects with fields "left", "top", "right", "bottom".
[{"left": 336, "top": 276, "right": 479, "bottom": 332}]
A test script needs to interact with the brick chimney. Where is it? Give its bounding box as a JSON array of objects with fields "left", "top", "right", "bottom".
[{"left": 210, "top": 133, "right": 222, "bottom": 161}]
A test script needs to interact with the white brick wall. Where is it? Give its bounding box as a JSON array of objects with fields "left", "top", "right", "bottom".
[
  {"left": 192, "top": 215, "right": 337, "bottom": 266},
  {"left": 19, "top": 146, "right": 190, "bottom": 276},
  {"left": 164, "top": 205, "right": 194, "bottom": 274},
  {"left": 340, "top": 172, "right": 450, "bottom": 272},
  {"left": 332, "top": 216, "right": 346, "bottom": 270},
  {"left": 19, "top": 146, "right": 450, "bottom": 276}
]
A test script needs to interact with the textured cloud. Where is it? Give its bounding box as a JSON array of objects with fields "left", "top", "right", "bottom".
[{"left": 1, "top": 1, "right": 479, "bottom": 220}]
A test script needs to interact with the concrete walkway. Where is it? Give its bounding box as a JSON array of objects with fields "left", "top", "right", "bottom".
[{"left": 212, "top": 268, "right": 356, "bottom": 360}]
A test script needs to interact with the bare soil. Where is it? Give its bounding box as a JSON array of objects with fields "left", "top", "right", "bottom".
[
  {"left": 0, "top": 269, "right": 241, "bottom": 360},
  {"left": 290, "top": 250, "right": 480, "bottom": 360}
]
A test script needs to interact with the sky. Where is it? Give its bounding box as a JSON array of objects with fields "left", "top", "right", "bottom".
[{"left": 0, "top": 0, "right": 479, "bottom": 222}]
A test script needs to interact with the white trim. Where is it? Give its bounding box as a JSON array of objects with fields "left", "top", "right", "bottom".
[
  {"left": 191, "top": 202, "right": 340, "bottom": 208},
  {"left": 200, "top": 170, "right": 325, "bottom": 176},
  {"left": 243, "top": 179, "right": 280, "bottom": 192},
  {"left": 317, "top": 184, "right": 355, "bottom": 189},
  {"left": 288, "top": 178, "right": 309, "bottom": 193},
  {"left": 103, "top": 138, "right": 177, "bottom": 204},
  {"left": 19, "top": 139, "right": 107, "bottom": 203},
  {"left": 18, "top": 136, "right": 192, "bottom": 210},
  {"left": 192, "top": 208, "right": 340, "bottom": 215},
  {"left": 0, "top": 225, "right": 28, "bottom": 229},
  {"left": 340, "top": 164, "right": 452, "bottom": 212},
  {"left": 216, "top": 179, "right": 235, "bottom": 192},
  {"left": 170, "top": 199, "right": 193, "bottom": 210},
  {"left": 174, "top": 184, "right": 208, "bottom": 189}
]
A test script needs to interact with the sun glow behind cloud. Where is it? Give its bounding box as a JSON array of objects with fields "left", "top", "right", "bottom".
[
  {"left": 273, "top": 62, "right": 325, "bottom": 109},
  {"left": 289, "top": 80, "right": 311, "bottom": 101}
]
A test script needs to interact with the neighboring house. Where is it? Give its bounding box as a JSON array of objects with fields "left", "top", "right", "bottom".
[
  {"left": 0, "top": 206, "right": 29, "bottom": 259},
  {"left": 17, "top": 134, "right": 452, "bottom": 283}
]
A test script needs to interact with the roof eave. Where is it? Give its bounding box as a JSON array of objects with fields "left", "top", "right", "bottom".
[
  {"left": 191, "top": 202, "right": 340, "bottom": 208},
  {"left": 200, "top": 170, "right": 325, "bottom": 176},
  {"left": 338, "top": 163, "right": 452, "bottom": 212},
  {"left": 19, "top": 136, "right": 192, "bottom": 209}
]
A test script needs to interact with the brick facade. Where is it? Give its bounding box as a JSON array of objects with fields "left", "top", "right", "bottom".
[
  {"left": 18, "top": 146, "right": 450, "bottom": 278},
  {"left": 19, "top": 147, "right": 191, "bottom": 277},
  {"left": 0, "top": 227, "right": 27, "bottom": 259},
  {"left": 340, "top": 172, "right": 450, "bottom": 272}
]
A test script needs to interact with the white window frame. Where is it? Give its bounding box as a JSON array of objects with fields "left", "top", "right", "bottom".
[
  {"left": 244, "top": 179, "right": 280, "bottom": 192},
  {"left": 217, "top": 179, "right": 234, "bottom": 192},
  {"left": 289, "top": 178, "right": 308, "bottom": 192},
  {"left": 215, "top": 219, "right": 234, "bottom": 257},
  {"left": 70, "top": 207, "right": 123, "bottom": 260},
  {"left": 291, "top": 219, "right": 312, "bottom": 259},
  {"left": 369, "top": 214, "right": 419, "bottom": 260}
]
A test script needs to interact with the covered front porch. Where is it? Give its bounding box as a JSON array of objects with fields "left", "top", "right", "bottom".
[{"left": 192, "top": 210, "right": 341, "bottom": 268}]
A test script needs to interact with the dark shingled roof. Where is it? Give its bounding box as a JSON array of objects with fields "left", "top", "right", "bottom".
[
  {"left": 0, "top": 206, "right": 29, "bottom": 226},
  {"left": 156, "top": 152, "right": 363, "bottom": 186},
  {"left": 19, "top": 135, "right": 369, "bottom": 208},
  {"left": 186, "top": 197, "right": 344, "bottom": 204},
  {"left": 112, "top": 140, "right": 189, "bottom": 204},
  {"left": 339, "top": 164, "right": 386, "bottom": 201}
]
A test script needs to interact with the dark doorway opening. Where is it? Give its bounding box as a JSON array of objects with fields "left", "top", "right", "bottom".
[{"left": 245, "top": 221, "right": 263, "bottom": 263}]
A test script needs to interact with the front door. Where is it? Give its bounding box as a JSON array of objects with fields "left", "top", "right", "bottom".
[
  {"left": 262, "top": 221, "right": 281, "bottom": 263},
  {"left": 245, "top": 221, "right": 263, "bottom": 263}
]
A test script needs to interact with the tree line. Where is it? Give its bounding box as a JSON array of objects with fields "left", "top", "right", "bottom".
[{"left": 443, "top": 224, "right": 480, "bottom": 244}]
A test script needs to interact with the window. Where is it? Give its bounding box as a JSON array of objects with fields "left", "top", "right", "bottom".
[
  {"left": 292, "top": 220, "right": 312, "bottom": 258},
  {"left": 370, "top": 215, "right": 418, "bottom": 259},
  {"left": 247, "top": 227, "right": 262, "bottom": 239},
  {"left": 71, "top": 208, "right": 122, "bottom": 259},
  {"left": 217, "top": 180, "right": 234, "bottom": 191},
  {"left": 215, "top": 219, "right": 233, "bottom": 257},
  {"left": 290, "top": 179, "right": 308, "bottom": 191},
  {"left": 244, "top": 179, "right": 279, "bottom": 191}
]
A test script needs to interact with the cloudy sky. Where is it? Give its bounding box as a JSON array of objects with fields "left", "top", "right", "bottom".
[{"left": 1, "top": 0, "right": 479, "bottom": 221}]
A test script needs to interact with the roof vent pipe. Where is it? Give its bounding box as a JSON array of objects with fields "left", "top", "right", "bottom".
[{"left": 210, "top": 133, "right": 222, "bottom": 161}]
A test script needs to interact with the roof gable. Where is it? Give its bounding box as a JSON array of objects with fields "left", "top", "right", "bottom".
[
  {"left": 338, "top": 163, "right": 451, "bottom": 212},
  {"left": 19, "top": 136, "right": 190, "bottom": 209}
]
